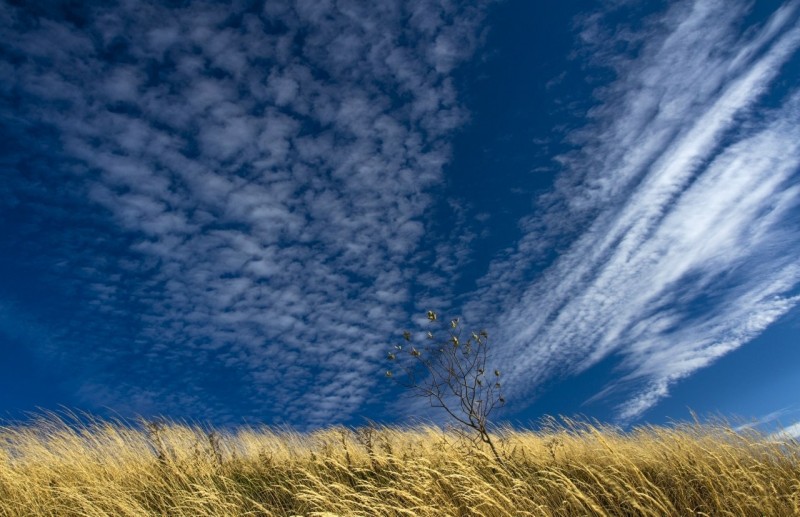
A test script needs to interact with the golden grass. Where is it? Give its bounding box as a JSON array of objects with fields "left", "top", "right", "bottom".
[{"left": 0, "top": 414, "right": 798, "bottom": 516}]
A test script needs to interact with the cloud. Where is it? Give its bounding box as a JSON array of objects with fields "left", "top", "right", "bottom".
[
  {"left": 770, "top": 421, "right": 800, "bottom": 441},
  {"left": 462, "top": 0, "right": 800, "bottom": 422},
  {"left": 734, "top": 406, "right": 799, "bottom": 433},
  {"left": 0, "top": 0, "right": 490, "bottom": 426}
]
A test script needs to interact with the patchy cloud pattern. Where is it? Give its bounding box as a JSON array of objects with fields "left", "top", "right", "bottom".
[
  {"left": 466, "top": 0, "right": 800, "bottom": 422},
  {"left": 0, "top": 0, "right": 489, "bottom": 426}
]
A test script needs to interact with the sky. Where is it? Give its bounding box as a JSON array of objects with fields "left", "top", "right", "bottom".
[{"left": 1, "top": 0, "right": 799, "bottom": 435}]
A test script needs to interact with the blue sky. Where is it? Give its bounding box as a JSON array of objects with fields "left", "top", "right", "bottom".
[{"left": 2, "top": 0, "right": 799, "bottom": 435}]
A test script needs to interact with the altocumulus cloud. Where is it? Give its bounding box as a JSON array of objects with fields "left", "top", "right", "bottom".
[
  {"left": 0, "top": 0, "right": 490, "bottom": 426},
  {"left": 463, "top": 0, "right": 800, "bottom": 422}
]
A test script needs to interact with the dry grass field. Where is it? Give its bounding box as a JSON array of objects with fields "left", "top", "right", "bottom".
[{"left": 0, "top": 414, "right": 798, "bottom": 516}]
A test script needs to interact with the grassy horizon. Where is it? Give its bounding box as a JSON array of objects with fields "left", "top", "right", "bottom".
[{"left": 1, "top": 413, "right": 798, "bottom": 516}]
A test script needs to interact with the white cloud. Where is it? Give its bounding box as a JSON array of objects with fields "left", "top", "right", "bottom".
[
  {"left": 770, "top": 421, "right": 800, "bottom": 441},
  {"left": 0, "top": 0, "right": 491, "bottom": 425},
  {"left": 463, "top": 0, "right": 800, "bottom": 422},
  {"left": 734, "top": 406, "right": 797, "bottom": 432}
]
